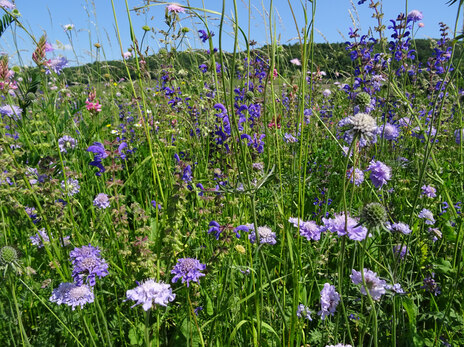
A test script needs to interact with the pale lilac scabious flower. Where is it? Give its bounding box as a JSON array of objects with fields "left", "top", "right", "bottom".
[
  {"left": 381, "top": 123, "right": 399, "bottom": 140},
  {"left": 290, "top": 58, "right": 301, "bottom": 66},
  {"left": 421, "top": 185, "right": 436, "bottom": 198},
  {"left": 455, "top": 129, "right": 464, "bottom": 144},
  {"left": 367, "top": 160, "right": 391, "bottom": 189},
  {"left": 30, "top": 228, "right": 50, "bottom": 248},
  {"left": 123, "top": 51, "right": 132, "bottom": 60},
  {"left": 318, "top": 283, "right": 340, "bottom": 320},
  {"left": 45, "top": 57, "right": 68, "bottom": 75},
  {"left": 70, "top": 244, "right": 109, "bottom": 286},
  {"left": 393, "top": 245, "right": 408, "bottom": 259},
  {"left": 61, "top": 178, "right": 80, "bottom": 196},
  {"left": 347, "top": 167, "right": 364, "bottom": 186},
  {"left": 0, "top": 0, "right": 15, "bottom": 9},
  {"left": 418, "top": 208, "right": 435, "bottom": 225},
  {"left": 167, "top": 3, "right": 185, "bottom": 13},
  {"left": 171, "top": 258, "right": 206, "bottom": 287},
  {"left": 322, "top": 89, "right": 331, "bottom": 97},
  {"left": 58, "top": 135, "right": 77, "bottom": 153},
  {"left": 386, "top": 283, "right": 404, "bottom": 294},
  {"left": 350, "top": 268, "right": 386, "bottom": 301},
  {"left": 249, "top": 225, "right": 277, "bottom": 245},
  {"left": 289, "top": 218, "right": 323, "bottom": 241},
  {"left": 322, "top": 213, "right": 368, "bottom": 241},
  {"left": 93, "top": 193, "right": 110, "bottom": 209},
  {"left": 407, "top": 10, "right": 423, "bottom": 22},
  {"left": 50, "top": 282, "right": 94, "bottom": 310},
  {"left": 126, "top": 279, "right": 175, "bottom": 311},
  {"left": 390, "top": 222, "right": 412, "bottom": 235},
  {"left": 296, "top": 304, "right": 312, "bottom": 320},
  {"left": 0, "top": 104, "right": 22, "bottom": 120}
]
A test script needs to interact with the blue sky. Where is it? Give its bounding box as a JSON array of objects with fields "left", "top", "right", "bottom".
[{"left": 1, "top": 0, "right": 461, "bottom": 66}]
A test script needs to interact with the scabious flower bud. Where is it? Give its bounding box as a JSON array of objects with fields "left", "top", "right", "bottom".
[
  {"left": 360, "top": 202, "right": 387, "bottom": 228},
  {"left": 355, "top": 92, "right": 371, "bottom": 108},
  {"left": 0, "top": 246, "right": 18, "bottom": 264}
]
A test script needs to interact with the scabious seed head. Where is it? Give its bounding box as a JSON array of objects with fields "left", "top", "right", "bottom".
[
  {"left": 0, "top": 246, "right": 18, "bottom": 264},
  {"left": 360, "top": 203, "right": 387, "bottom": 228},
  {"left": 344, "top": 113, "right": 377, "bottom": 145},
  {"left": 355, "top": 92, "right": 371, "bottom": 108}
]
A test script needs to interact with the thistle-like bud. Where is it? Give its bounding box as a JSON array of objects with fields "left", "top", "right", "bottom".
[
  {"left": 360, "top": 203, "right": 387, "bottom": 228},
  {"left": 355, "top": 92, "right": 371, "bottom": 108},
  {"left": 0, "top": 246, "right": 18, "bottom": 265}
]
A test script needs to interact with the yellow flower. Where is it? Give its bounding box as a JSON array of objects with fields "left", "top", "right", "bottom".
[
  {"left": 113, "top": 82, "right": 117, "bottom": 86},
  {"left": 235, "top": 245, "right": 246, "bottom": 254}
]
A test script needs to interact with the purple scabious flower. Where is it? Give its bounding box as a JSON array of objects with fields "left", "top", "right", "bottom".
[
  {"left": 288, "top": 218, "right": 323, "bottom": 241},
  {"left": 341, "top": 113, "right": 378, "bottom": 146},
  {"left": 126, "top": 279, "right": 175, "bottom": 311},
  {"left": 390, "top": 222, "right": 412, "bottom": 235},
  {"left": 407, "top": 10, "right": 423, "bottom": 23},
  {"left": 93, "top": 193, "right": 110, "bottom": 209},
  {"left": 167, "top": 3, "right": 184, "bottom": 13},
  {"left": 45, "top": 56, "right": 68, "bottom": 75},
  {"left": 347, "top": 167, "right": 364, "bottom": 186},
  {"left": 0, "top": 105, "right": 22, "bottom": 120},
  {"left": 421, "top": 185, "right": 436, "bottom": 198},
  {"left": 50, "top": 282, "right": 94, "bottom": 310},
  {"left": 367, "top": 160, "right": 391, "bottom": 189},
  {"left": 385, "top": 283, "right": 405, "bottom": 294},
  {"left": 0, "top": 0, "right": 16, "bottom": 9},
  {"left": 58, "top": 135, "right": 77, "bottom": 153},
  {"left": 418, "top": 208, "right": 435, "bottom": 225},
  {"left": 70, "top": 244, "right": 109, "bottom": 286},
  {"left": 393, "top": 245, "right": 408, "bottom": 259},
  {"left": 61, "top": 178, "right": 80, "bottom": 196},
  {"left": 455, "top": 129, "right": 464, "bottom": 144},
  {"left": 30, "top": 228, "right": 50, "bottom": 248},
  {"left": 381, "top": 123, "right": 399, "bottom": 140},
  {"left": 318, "top": 283, "right": 340, "bottom": 320},
  {"left": 350, "top": 268, "right": 386, "bottom": 301},
  {"left": 171, "top": 258, "right": 206, "bottom": 287},
  {"left": 296, "top": 304, "right": 312, "bottom": 320},
  {"left": 249, "top": 225, "right": 277, "bottom": 245},
  {"left": 322, "top": 213, "right": 368, "bottom": 241},
  {"left": 421, "top": 273, "right": 441, "bottom": 296}
]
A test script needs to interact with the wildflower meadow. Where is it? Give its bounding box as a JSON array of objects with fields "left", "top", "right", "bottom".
[{"left": 1, "top": 0, "right": 464, "bottom": 345}]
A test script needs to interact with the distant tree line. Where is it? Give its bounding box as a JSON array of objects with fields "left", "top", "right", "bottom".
[{"left": 57, "top": 39, "right": 458, "bottom": 85}]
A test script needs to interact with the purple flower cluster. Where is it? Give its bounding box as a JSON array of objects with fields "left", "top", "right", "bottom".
[
  {"left": 249, "top": 225, "right": 277, "bottom": 245},
  {"left": 93, "top": 193, "right": 110, "bottom": 209},
  {"left": 421, "top": 185, "right": 436, "bottom": 198},
  {"left": 126, "top": 279, "right": 175, "bottom": 311},
  {"left": 45, "top": 56, "right": 68, "bottom": 75},
  {"left": 288, "top": 217, "right": 323, "bottom": 241},
  {"left": 418, "top": 208, "right": 435, "bottom": 225},
  {"left": 367, "top": 160, "right": 391, "bottom": 189},
  {"left": 61, "top": 178, "right": 80, "bottom": 197},
  {"left": 318, "top": 283, "right": 340, "bottom": 320},
  {"left": 390, "top": 222, "right": 412, "bottom": 235},
  {"left": 171, "top": 258, "right": 206, "bottom": 287},
  {"left": 322, "top": 213, "right": 368, "bottom": 241},
  {"left": 58, "top": 135, "right": 77, "bottom": 153},
  {"left": 30, "top": 228, "right": 70, "bottom": 248},
  {"left": 347, "top": 167, "right": 364, "bottom": 186},
  {"left": 296, "top": 304, "right": 312, "bottom": 321},
  {"left": 350, "top": 268, "right": 386, "bottom": 300},
  {"left": 50, "top": 282, "right": 94, "bottom": 310},
  {"left": 70, "top": 244, "right": 109, "bottom": 286}
]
